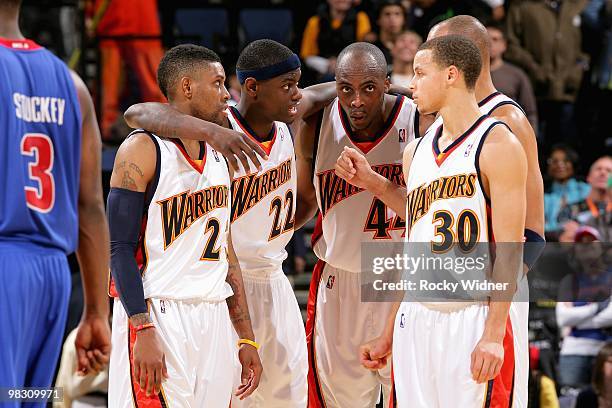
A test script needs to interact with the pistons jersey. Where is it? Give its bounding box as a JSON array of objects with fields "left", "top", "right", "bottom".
[
  {"left": 313, "top": 95, "right": 417, "bottom": 273},
  {"left": 406, "top": 115, "right": 506, "bottom": 246},
  {"left": 427, "top": 91, "right": 526, "bottom": 134},
  {"left": 110, "top": 132, "right": 233, "bottom": 301},
  {"left": 227, "top": 107, "right": 296, "bottom": 275}
]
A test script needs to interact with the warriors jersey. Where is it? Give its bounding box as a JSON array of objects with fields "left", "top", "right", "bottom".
[
  {"left": 406, "top": 115, "right": 506, "bottom": 244},
  {"left": 226, "top": 107, "right": 297, "bottom": 275},
  {"left": 312, "top": 95, "right": 417, "bottom": 273},
  {"left": 111, "top": 132, "right": 233, "bottom": 301},
  {"left": 427, "top": 91, "right": 526, "bottom": 134}
]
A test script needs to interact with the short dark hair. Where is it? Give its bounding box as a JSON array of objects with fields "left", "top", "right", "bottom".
[
  {"left": 337, "top": 42, "right": 388, "bottom": 77},
  {"left": 549, "top": 143, "right": 579, "bottom": 167},
  {"left": 377, "top": 0, "right": 406, "bottom": 18},
  {"left": 418, "top": 35, "right": 482, "bottom": 90},
  {"left": 156, "top": 44, "right": 221, "bottom": 99},
  {"left": 485, "top": 22, "right": 507, "bottom": 39},
  {"left": 236, "top": 39, "right": 294, "bottom": 71}
]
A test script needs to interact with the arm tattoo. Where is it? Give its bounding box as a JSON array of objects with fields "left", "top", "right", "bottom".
[
  {"left": 226, "top": 264, "right": 250, "bottom": 324},
  {"left": 119, "top": 161, "right": 144, "bottom": 190},
  {"left": 121, "top": 171, "right": 137, "bottom": 189}
]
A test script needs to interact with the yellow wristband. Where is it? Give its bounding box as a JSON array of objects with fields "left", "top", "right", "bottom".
[{"left": 237, "top": 338, "right": 260, "bottom": 350}]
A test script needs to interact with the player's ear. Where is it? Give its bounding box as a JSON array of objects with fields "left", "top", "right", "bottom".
[
  {"left": 446, "top": 66, "right": 459, "bottom": 86},
  {"left": 384, "top": 76, "right": 391, "bottom": 93},
  {"left": 244, "top": 78, "right": 258, "bottom": 98},
  {"left": 181, "top": 77, "right": 192, "bottom": 99}
]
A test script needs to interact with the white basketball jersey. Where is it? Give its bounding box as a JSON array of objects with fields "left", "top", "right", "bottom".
[
  {"left": 313, "top": 95, "right": 417, "bottom": 273},
  {"left": 426, "top": 91, "right": 525, "bottom": 135},
  {"left": 227, "top": 107, "right": 297, "bottom": 275},
  {"left": 138, "top": 134, "right": 233, "bottom": 301},
  {"left": 406, "top": 115, "right": 505, "bottom": 245}
]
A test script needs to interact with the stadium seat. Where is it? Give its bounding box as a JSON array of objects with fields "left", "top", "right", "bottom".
[
  {"left": 174, "top": 8, "right": 229, "bottom": 50},
  {"left": 238, "top": 8, "right": 293, "bottom": 47}
]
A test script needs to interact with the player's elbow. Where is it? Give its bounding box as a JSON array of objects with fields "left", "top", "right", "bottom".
[{"left": 124, "top": 104, "right": 147, "bottom": 129}]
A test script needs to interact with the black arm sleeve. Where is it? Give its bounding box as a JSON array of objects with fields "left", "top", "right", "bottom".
[{"left": 107, "top": 187, "right": 148, "bottom": 317}]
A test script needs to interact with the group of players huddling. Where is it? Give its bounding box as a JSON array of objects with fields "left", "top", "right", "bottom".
[{"left": 2, "top": 0, "right": 545, "bottom": 406}]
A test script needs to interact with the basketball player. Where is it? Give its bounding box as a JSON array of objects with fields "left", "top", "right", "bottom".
[
  {"left": 123, "top": 39, "right": 339, "bottom": 408},
  {"left": 107, "top": 45, "right": 262, "bottom": 407},
  {"left": 0, "top": 0, "right": 111, "bottom": 398},
  {"left": 425, "top": 16, "right": 545, "bottom": 406},
  {"left": 335, "top": 35, "right": 527, "bottom": 407},
  {"left": 295, "top": 42, "right": 418, "bottom": 408}
]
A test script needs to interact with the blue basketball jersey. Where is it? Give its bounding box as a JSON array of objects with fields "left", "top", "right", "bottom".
[{"left": 0, "top": 38, "right": 82, "bottom": 254}]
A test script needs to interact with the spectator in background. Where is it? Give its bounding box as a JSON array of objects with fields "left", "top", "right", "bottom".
[
  {"left": 575, "top": 342, "right": 612, "bottom": 408},
  {"left": 405, "top": 0, "right": 457, "bottom": 39},
  {"left": 558, "top": 156, "right": 612, "bottom": 242},
  {"left": 366, "top": 0, "right": 406, "bottom": 64},
  {"left": 528, "top": 345, "right": 560, "bottom": 408},
  {"left": 301, "top": 0, "right": 371, "bottom": 81},
  {"left": 486, "top": 23, "right": 538, "bottom": 132},
  {"left": 389, "top": 30, "right": 422, "bottom": 87},
  {"left": 556, "top": 227, "right": 612, "bottom": 389},
  {"left": 88, "top": 0, "right": 166, "bottom": 140},
  {"left": 504, "top": 0, "right": 589, "bottom": 146},
  {"left": 544, "top": 144, "right": 591, "bottom": 237}
]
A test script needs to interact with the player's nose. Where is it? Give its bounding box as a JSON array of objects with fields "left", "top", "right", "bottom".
[{"left": 292, "top": 87, "right": 303, "bottom": 102}]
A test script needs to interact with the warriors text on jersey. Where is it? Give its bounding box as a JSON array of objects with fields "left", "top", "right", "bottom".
[
  {"left": 110, "top": 133, "right": 233, "bottom": 301},
  {"left": 0, "top": 38, "right": 81, "bottom": 253},
  {"left": 312, "top": 95, "right": 417, "bottom": 272},
  {"left": 406, "top": 115, "right": 506, "bottom": 246},
  {"left": 227, "top": 107, "right": 297, "bottom": 275}
]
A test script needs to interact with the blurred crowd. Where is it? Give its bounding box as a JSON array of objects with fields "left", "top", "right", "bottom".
[{"left": 21, "top": 0, "right": 611, "bottom": 407}]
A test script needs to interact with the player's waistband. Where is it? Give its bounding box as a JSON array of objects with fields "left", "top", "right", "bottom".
[
  {"left": 416, "top": 300, "right": 488, "bottom": 313},
  {"left": 241, "top": 267, "right": 285, "bottom": 281},
  {"left": 0, "top": 239, "right": 66, "bottom": 257}
]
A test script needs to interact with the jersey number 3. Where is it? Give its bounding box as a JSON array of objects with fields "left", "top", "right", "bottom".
[{"left": 21, "top": 133, "right": 55, "bottom": 213}]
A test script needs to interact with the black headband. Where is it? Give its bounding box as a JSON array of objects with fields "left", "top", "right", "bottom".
[{"left": 236, "top": 54, "right": 301, "bottom": 84}]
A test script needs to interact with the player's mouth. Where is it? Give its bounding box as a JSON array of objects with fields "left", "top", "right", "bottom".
[
  {"left": 350, "top": 111, "right": 367, "bottom": 121},
  {"left": 288, "top": 104, "right": 299, "bottom": 115}
]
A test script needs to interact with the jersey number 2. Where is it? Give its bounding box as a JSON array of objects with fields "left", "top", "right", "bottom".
[
  {"left": 269, "top": 190, "right": 295, "bottom": 241},
  {"left": 21, "top": 133, "right": 55, "bottom": 213}
]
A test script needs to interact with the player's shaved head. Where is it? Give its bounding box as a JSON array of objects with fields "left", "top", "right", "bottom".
[
  {"left": 336, "top": 42, "right": 388, "bottom": 78},
  {"left": 428, "top": 15, "right": 491, "bottom": 62}
]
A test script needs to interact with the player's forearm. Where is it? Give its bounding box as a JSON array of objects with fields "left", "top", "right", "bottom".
[
  {"left": 295, "top": 197, "right": 318, "bottom": 230},
  {"left": 383, "top": 301, "right": 402, "bottom": 341},
  {"left": 301, "top": 81, "right": 336, "bottom": 119},
  {"left": 77, "top": 201, "right": 111, "bottom": 317},
  {"left": 124, "top": 102, "right": 226, "bottom": 141},
  {"left": 226, "top": 263, "right": 255, "bottom": 340},
  {"left": 367, "top": 175, "right": 407, "bottom": 219},
  {"left": 482, "top": 301, "right": 511, "bottom": 342}
]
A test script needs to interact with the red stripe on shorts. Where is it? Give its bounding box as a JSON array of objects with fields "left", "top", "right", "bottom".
[
  {"left": 484, "top": 317, "right": 515, "bottom": 408},
  {"left": 306, "top": 260, "right": 327, "bottom": 408}
]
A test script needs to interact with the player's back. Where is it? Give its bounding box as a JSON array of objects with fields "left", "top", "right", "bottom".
[{"left": 0, "top": 39, "right": 81, "bottom": 253}]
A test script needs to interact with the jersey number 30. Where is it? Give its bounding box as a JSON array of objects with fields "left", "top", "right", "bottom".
[{"left": 21, "top": 133, "right": 55, "bottom": 213}]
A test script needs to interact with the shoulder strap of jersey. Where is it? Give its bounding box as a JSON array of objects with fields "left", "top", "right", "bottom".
[
  {"left": 311, "top": 107, "right": 325, "bottom": 180},
  {"left": 474, "top": 120, "right": 511, "bottom": 204},
  {"left": 125, "top": 129, "right": 160, "bottom": 211},
  {"left": 480, "top": 92, "right": 527, "bottom": 118}
]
